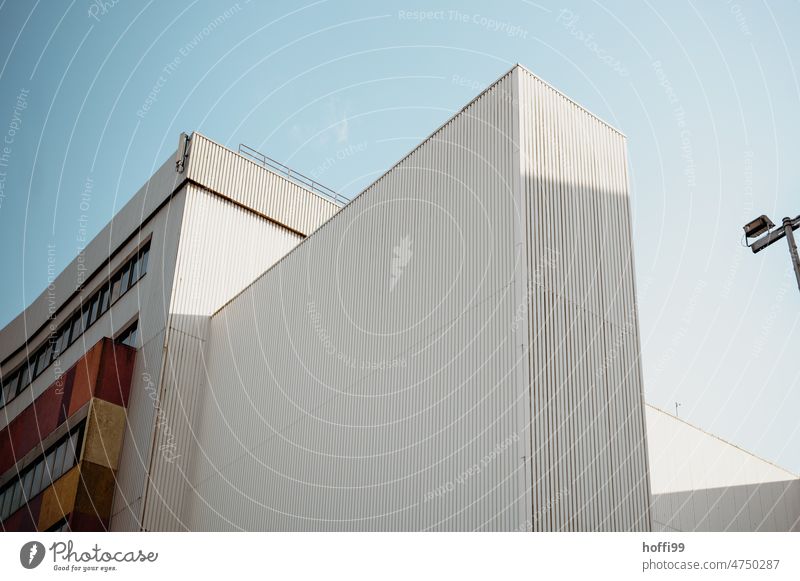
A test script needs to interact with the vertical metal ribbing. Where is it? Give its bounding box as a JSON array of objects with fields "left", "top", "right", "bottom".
[
  {"left": 127, "top": 66, "right": 658, "bottom": 532},
  {"left": 511, "top": 67, "right": 533, "bottom": 532},
  {"left": 183, "top": 72, "right": 522, "bottom": 531},
  {"left": 517, "top": 67, "right": 650, "bottom": 531}
]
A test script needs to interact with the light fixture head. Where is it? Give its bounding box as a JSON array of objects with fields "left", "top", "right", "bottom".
[{"left": 743, "top": 215, "right": 775, "bottom": 238}]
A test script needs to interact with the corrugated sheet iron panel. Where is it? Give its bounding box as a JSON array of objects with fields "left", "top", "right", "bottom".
[
  {"left": 110, "top": 188, "right": 188, "bottom": 531},
  {"left": 186, "top": 134, "right": 339, "bottom": 236},
  {"left": 647, "top": 405, "right": 800, "bottom": 531},
  {"left": 518, "top": 67, "right": 651, "bottom": 531},
  {"left": 141, "top": 185, "right": 310, "bottom": 531},
  {"left": 186, "top": 70, "right": 523, "bottom": 531}
]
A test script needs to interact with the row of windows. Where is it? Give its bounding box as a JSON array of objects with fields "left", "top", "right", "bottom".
[
  {"left": 0, "top": 243, "right": 150, "bottom": 411},
  {"left": 0, "top": 423, "right": 85, "bottom": 523}
]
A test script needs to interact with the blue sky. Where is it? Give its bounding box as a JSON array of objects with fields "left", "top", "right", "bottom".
[{"left": 1, "top": 0, "right": 798, "bottom": 473}]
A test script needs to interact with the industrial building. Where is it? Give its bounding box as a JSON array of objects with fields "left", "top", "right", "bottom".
[{"left": 1, "top": 65, "right": 797, "bottom": 532}]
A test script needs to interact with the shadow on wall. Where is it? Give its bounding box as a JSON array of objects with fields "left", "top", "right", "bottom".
[{"left": 652, "top": 478, "right": 800, "bottom": 532}]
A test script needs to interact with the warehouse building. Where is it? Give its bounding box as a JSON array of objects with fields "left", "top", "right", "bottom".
[{"left": 1, "top": 65, "right": 797, "bottom": 532}]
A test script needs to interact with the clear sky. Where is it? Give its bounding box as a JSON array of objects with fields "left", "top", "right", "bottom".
[{"left": 0, "top": 0, "right": 798, "bottom": 474}]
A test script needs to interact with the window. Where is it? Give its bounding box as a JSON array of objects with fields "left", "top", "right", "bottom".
[
  {"left": 97, "top": 284, "right": 110, "bottom": 315},
  {"left": 129, "top": 255, "right": 139, "bottom": 284},
  {"left": 9, "top": 480, "right": 22, "bottom": 518},
  {"left": 110, "top": 272, "right": 122, "bottom": 304},
  {"left": 0, "top": 241, "right": 150, "bottom": 411},
  {"left": 63, "top": 432, "right": 79, "bottom": 470},
  {"left": 120, "top": 263, "right": 133, "bottom": 295},
  {"left": 116, "top": 321, "right": 139, "bottom": 348},
  {"left": 0, "top": 486, "right": 11, "bottom": 520},
  {"left": 32, "top": 462, "right": 44, "bottom": 498},
  {"left": 35, "top": 344, "right": 52, "bottom": 379},
  {"left": 21, "top": 470, "right": 34, "bottom": 501},
  {"left": 85, "top": 295, "right": 99, "bottom": 328},
  {"left": 19, "top": 364, "right": 31, "bottom": 393},
  {"left": 13, "top": 371, "right": 23, "bottom": 395},
  {"left": 52, "top": 442, "right": 67, "bottom": 478},
  {"left": 5, "top": 372, "right": 19, "bottom": 401},
  {"left": 53, "top": 326, "right": 69, "bottom": 361},
  {"left": 69, "top": 312, "right": 83, "bottom": 346},
  {"left": 44, "top": 449, "right": 56, "bottom": 486},
  {"left": 138, "top": 245, "right": 150, "bottom": 276},
  {"left": 1, "top": 374, "right": 15, "bottom": 405},
  {"left": 47, "top": 337, "right": 58, "bottom": 366}
]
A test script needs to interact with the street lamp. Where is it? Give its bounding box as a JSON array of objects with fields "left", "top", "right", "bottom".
[{"left": 744, "top": 213, "right": 800, "bottom": 292}]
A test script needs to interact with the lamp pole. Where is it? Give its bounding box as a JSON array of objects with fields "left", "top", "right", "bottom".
[
  {"left": 783, "top": 217, "right": 800, "bottom": 292},
  {"left": 746, "top": 214, "right": 800, "bottom": 293}
]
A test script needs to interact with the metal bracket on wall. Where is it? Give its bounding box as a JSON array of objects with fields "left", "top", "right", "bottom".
[{"left": 176, "top": 132, "right": 190, "bottom": 173}]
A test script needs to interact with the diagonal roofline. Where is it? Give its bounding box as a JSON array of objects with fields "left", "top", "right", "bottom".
[
  {"left": 211, "top": 63, "right": 629, "bottom": 317},
  {"left": 514, "top": 63, "right": 626, "bottom": 138}
]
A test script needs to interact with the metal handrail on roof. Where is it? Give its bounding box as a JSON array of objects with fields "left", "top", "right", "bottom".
[{"left": 237, "top": 143, "right": 348, "bottom": 206}]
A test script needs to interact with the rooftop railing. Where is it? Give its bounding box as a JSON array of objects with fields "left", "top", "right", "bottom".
[{"left": 237, "top": 143, "right": 349, "bottom": 206}]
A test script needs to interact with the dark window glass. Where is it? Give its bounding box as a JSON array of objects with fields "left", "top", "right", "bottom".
[
  {"left": 98, "top": 284, "right": 110, "bottom": 315},
  {"left": 35, "top": 344, "right": 52, "bottom": 378},
  {"left": 128, "top": 255, "right": 139, "bottom": 286},
  {"left": 138, "top": 245, "right": 150, "bottom": 277},
  {"left": 2, "top": 373, "right": 16, "bottom": 405},
  {"left": 31, "top": 462, "right": 44, "bottom": 499},
  {"left": 117, "top": 321, "right": 139, "bottom": 348},
  {"left": 120, "top": 263, "right": 133, "bottom": 295},
  {"left": 28, "top": 354, "right": 39, "bottom": 380},
  {"left": 31, "top": 349, "right": 42, "bottom": 378},
  {"left": 118, "top": 268, "right": 128, "bottom": 296},
  {"left": 21, "top": 470, "right": 34, "bottom": 501},
  {"left": 0, "top": 489, "right": 7, "bottom": 520},
  {"left": 47, "top": 336, "right": 59, "bottom": 365},
  {"left": 69, "top": 312, "right": 83, "bottom": 345},
  {"left": 44, "top": 450, "right": 56, "bottom": 486},
  {"left": 19, "top": 363, "right": 32, "bottom": 393},
  {"left": 86, "top": 295, "right": 99, "bottom": 327},
  {"left": 52, "top": 442, "right": 66, "bottom": 480},
  {"left": 10, "top": 480, "right": 22, "bottom": 516},
  {"left": 14, "top": 369, "right": 24, "bottom": 396},
  {"left": 54, "top": 325, "right": 69, "bottom": 359},
  {"left": 110, "top": 273, "right": 122, "bottom": 304},
  {"left": 82, "top": 302, "right": 92, "bottom": 329}
]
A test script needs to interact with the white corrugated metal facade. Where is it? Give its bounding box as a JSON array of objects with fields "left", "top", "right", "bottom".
[
  {"left": 646, "top": 405, "right": 800, "bottom": 531},
  {"left": 517, "top": 68, "right": 651, "bottom": 531},
  {"left": 181, "top": 66, "right": 652, "bottom": 531},
  {"left": 9, "top": 65, "right": 794, "bottom": 533},
  {"left": 133, "top": 136, "right": 339, "bottom": 531}
]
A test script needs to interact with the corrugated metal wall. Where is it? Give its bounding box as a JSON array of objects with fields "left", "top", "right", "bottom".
[
  {"left": 141, "top": 182, "right": 334, "bottom": 531},
  {"left": 186, "top": 133, "right": 339, "bottom": 236},
  {"left": 647, "top": 405, "right": 800, "bottom": 531},
  {"left": 517, "top": 67, "right": 652, "bottom": 531},
  {"left": 109, "top": 135, "right": 338, "bottom": 531},
  {"left": 110, "top": 188, "right": 188, "bottom": 531},
  {"left": 183, "top": 66, "right": 651, "bottom": 531}
]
